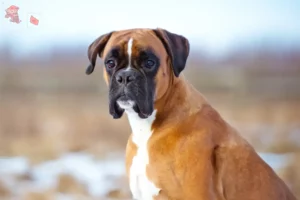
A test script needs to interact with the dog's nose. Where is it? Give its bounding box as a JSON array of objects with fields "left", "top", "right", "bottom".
[{"left": 116, "top": 70, "right": 135, "bottom": 85}]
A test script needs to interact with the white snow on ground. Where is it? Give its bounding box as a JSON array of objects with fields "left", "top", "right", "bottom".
[
  {"left": 0, "top": 151, "right": 294, "bottom": 199},
  {"left": 0, "top": 156, "right": 29, "bottom": 175},
  {"left": 30, "top": 152, "right": 126, "bottom": 196},
  {"left": 0, "top": 152, "right": 126, "bottom": 198}
]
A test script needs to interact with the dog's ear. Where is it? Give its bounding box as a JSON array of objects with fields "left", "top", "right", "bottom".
[
  {"left": 152, "top": 28, "right": 190, "bottom": 77},
  {"left": 86, "top": 31, "right": 114, "bottom": 75}
]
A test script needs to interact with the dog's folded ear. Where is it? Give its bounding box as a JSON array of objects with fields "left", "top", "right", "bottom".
[
  {"left": 152, "top": 28, "right": 190, "bottom": 77},
  {"left": 86, "top": 31, "right": 114, "bottom": 75}
]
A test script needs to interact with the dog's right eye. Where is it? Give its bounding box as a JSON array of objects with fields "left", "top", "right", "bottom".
[{"left": 106, "top": 60, "right": 116, "bottom": 68}]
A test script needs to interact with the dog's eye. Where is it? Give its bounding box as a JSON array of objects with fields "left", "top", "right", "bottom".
[
  {"left": 106, "top": 60, "right": 116, "bottom": 68},
  {"left": 145, "top": 60, "right": 155, "bottom": 68}
]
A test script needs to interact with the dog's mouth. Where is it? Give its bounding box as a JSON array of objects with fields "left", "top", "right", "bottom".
[
  {"left": 109, "top": 92, "right": 153, "bottom": 119},
  {"left": 132, "top": 103, "right": 152, "bottom": 119},
  {"left": 117, "top": 94, "right": 132, "bottom": 103}
]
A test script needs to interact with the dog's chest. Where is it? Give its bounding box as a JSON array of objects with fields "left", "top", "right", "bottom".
[{"left": 126, "top": 110, "right": 161, "bottom": 200}]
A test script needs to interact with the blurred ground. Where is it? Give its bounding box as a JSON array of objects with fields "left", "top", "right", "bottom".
[{"left": 0, "top": 46, "right": 300, "bottom": 199}]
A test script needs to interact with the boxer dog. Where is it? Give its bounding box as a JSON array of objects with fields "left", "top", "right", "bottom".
[{"left": 85, "top": 28, "right": 297, "bottom": 200}]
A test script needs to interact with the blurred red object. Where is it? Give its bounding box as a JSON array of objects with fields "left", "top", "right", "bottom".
[
  {"left": 30, "top": 15, "right": 39, "bottom": 25},
  {"left": 5, "top": 5, "right": 21, "bottom": 24}
]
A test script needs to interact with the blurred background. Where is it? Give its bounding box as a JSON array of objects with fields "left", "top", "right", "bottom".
[{"left": 1, "top": 0, "right": 300, "bottom": 199}]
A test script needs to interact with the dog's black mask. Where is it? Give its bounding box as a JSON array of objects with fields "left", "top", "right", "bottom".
[{"left": 106, "top": 47, "right": 159, "bottom": 119}]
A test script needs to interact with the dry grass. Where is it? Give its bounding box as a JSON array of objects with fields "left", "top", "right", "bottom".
[
  {"left": 106, "top": 189, "right": 130, "bottom": 199},
  {"left": 0, "top": 181, "right": 11, "bottom": 198},
  {"left": 23, "top": 190, "right": 55, "bottom": 200},
  {"left": 265, "top": 140, "right": 300, "bottom": 154},
  {"left": 56, "top": 174, "right": 88, "bottom": 195},
  {"left": 0, "top": 93, "right": 130, "bottom": 163}
]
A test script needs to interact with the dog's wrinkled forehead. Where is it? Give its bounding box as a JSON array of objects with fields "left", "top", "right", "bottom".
[{"left": 102, "top": 29, "right": 166, "bottom": 61}]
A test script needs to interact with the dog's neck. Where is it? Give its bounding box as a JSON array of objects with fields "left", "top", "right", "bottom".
[{"left": 153, "top": 74, "right": 207, "bottom": 127}]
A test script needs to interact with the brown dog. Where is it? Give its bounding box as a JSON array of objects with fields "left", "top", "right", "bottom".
[{"left": 86, "top": 28, "right": 297, "bottom": 200}]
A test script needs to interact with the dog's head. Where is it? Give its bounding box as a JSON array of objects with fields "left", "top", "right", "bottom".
[{"left": 86, "top": 28, "right": 190, "bottom": 119}]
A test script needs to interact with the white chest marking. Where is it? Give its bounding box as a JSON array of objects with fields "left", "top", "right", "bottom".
[
  {"left": 117, "top": 101, "right": 161, "bottom": 200},
  {"left": 125, "top": 38, "right": 133, "bottom": 71}
]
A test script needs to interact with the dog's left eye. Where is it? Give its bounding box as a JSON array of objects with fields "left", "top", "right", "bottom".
[
  {"left": 145, "top": 60, "right": 155, "bottom": 68},
  {"left": 106, "top": 60, "right": 116, "bottom": 68}
]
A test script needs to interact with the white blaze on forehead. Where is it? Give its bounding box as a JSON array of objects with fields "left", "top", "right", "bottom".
[
  {"left": 127, "top": 38, "right": 133, "bottom": 57},
  {"left": 126, "top": 38, "right": 133, "bottom": 71}
]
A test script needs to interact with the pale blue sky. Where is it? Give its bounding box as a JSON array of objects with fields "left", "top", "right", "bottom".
[{"left": 1, "top": 0, "right": 300, "bottom": 57}]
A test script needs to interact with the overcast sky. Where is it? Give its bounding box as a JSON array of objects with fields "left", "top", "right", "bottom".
[{"left": 1, "top": 0, "right": 300, "bottom": 57}]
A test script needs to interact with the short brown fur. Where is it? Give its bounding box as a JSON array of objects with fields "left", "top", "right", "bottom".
[{"left": 92, "top": 28, "right": 297, "bottom": 200}]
